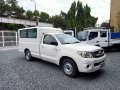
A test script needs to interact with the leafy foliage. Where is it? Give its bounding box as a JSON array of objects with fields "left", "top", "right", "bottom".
[
  {"left": 0, "top": 0, "right": 98, "bottom": 31},
  {"left": 26, "top": 10, "right": 33, "bottom": 20},
  {"left": 54, "top": 1, "right": 98, "bottom": 31},
  {"left": 101, "top": 22, "right": 110, "bottom": 29},
  {"left": 39, "top": 12, "right": 49, "bottom": 22},
  {"left": 0, "top": 0, "right": 6, "bottom": 16},
  {"left": 52, "top": 15, "right": 66, "bottom": 30}
]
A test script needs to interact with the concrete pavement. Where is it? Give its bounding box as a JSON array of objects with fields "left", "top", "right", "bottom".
[{"left": 0, "top": 46, "right": 18, "bottom": 51}]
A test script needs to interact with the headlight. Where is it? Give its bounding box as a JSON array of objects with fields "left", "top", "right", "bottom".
[{"left": 77, "top": 51, "right": 93, "bottom": 58}]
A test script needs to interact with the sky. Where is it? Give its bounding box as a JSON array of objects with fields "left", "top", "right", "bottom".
[{"left": 18, "top": 0, "right": 111, "bottom": 24}]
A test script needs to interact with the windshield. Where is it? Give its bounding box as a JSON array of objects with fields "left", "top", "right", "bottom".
[
  {"left": 55, "top": 34, "right": 80, "bottom": 44},
  {"left": 77, "top": 31, "right": 88, "bottom": 41}
]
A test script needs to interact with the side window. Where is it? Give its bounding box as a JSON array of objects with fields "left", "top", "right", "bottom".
[
  {"left": 28, "top": 28, "right": 37, "bottom": 38},
  {"left": 20, "top": 28, "right": 37, "bottom": 38},
  {"left": 89, "top": 32, "right": 98, "bottom": 40},
  {"left": 100, "top": 31, "right": 107, "bottom": 37},
  {"left": 20, "top": 30, "right": 27, "bottom": 38},
  {"left": 43, "top": 35, "right": 57, "bottom": 45}
]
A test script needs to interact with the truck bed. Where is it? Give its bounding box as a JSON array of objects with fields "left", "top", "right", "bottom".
[{"left": 111, "top": 39, "right": 120, "bottom": 44}]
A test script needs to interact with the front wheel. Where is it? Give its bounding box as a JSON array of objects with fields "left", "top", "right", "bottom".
[
  {"left": 25, "top": 50, "right": 32, "bottom": 61},
  {"left": 61, "top": 58, "right": 78, "bottom": 77}
]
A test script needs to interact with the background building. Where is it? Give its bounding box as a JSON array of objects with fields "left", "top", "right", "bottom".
[{"left": 110, "top": 0, "right": 120, "bottom": 32}]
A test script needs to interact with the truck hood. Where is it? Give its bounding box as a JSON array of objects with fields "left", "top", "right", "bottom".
[{"left": 64, "top": 43, "right": 102, "bottom": 52}]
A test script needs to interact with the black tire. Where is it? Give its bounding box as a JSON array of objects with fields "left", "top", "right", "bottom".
[
  {"left": 25, "top": 50, "right": 32, "bottom": 61},
  {"left": 61, "top": 58, "right": 78, "bottom": 77}
]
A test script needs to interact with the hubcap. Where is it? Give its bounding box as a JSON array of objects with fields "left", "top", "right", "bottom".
[
  {"left": 63, "top": 62, "right": 73, "bottom": 75},
  {"left": 26, "top": 51, "right": 30, "bottom": 60}
]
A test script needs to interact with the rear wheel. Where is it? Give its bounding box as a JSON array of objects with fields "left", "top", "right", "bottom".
[
  {"left": 61, "top": 58, "right": 78, "bottom": 77},
  {"left": 25, "top": 50, "right": 32, "bottom": 61}
]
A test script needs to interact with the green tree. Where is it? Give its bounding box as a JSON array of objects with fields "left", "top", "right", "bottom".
[
  {"left": 66, "top": 1, "right": 76, "bottom": 28},
  {"left": 15, "top": 7, "right": 25, "bottom": 19},
  {"left": 34, "top": 10, "right": 39, "bottom": 17},
  {"left": 48, "top": 1, "right": 98, "bottom": 31},
  {"left": 76, "top": 1, "right": 84, "bottom": 31},
  {"left": 6, "top": 0, "right": 18, "bottom": 16},
  {"left": 0, "top": 0, "right": 6, "bottom": 16},
  {"left": 6, "top": 0, "right": 25, "bottom": 19},
  {"left": 100, "top": 22, "right": 110, "bottom": 29},
  {"left": 60, "top": 11, "right": 67, "bottom": 18},
  {"left": 52, "top": 15, "right": 66, "bottom": 30},
  {"left": 0, "top": 0, "right": 98, "bottom": 31},
  {"left": 84, "top": 4, "right": 90, "bottom": 27},
  {"left": 39, "top": 12, "right": 49, "bottom": 22},
  {"left": 84, "top": 4, "right": 98, "bottom": 28},
  {"left": 26, "top": 10, "right": 33, "bottom": 20},
  {"left": 65, "top": 1, "right": 98, "bottom": 32}
]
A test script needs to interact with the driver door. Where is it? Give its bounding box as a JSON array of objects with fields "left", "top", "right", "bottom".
[
  {"left": 88, "top": 31, "right": 99, "bottom": 46},
  {"left": 40, "top": 34, "right": 58, "bottom": 63}
]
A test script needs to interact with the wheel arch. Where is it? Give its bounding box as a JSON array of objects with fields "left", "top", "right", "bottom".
[
  {"left": 24, "top": 48, "right": 30, "bottom": 53},
  {"left": 59, "top": 56, "right": 77, "bottom": 67}
]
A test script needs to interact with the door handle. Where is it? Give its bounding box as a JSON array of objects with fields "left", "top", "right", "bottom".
[
  {"left": 105, "top": 40, "right": 108, "bottom": 42},
  {"left": 96, "top": 41, "right": 99, "bottom": 43},
  {"left": 55, "top": 48, "right": 60, "bottom": 51}
]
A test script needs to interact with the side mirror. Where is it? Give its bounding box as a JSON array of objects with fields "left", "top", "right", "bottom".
[{"left": 51, "top": 42, "right": 58, "bottom": 46}]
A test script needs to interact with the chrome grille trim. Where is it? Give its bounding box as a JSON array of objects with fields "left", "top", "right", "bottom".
[{"left": 91, "top": 50, "right": 104, "bottom": 58}]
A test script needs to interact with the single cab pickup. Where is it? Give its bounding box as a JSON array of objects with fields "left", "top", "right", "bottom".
[{"left": 18, "top": 27, "right": 106, "bottom": 77}]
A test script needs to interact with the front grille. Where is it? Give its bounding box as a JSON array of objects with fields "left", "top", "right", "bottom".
[
  {"left": 91, "top": 50, "right": 104, "bottom": 58},
  {"left": 94, "top": 60, "right": 105, "bottom": 66}
]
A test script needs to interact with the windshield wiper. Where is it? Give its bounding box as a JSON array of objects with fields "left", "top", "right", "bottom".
[
  {"left": 63, "top": 43, "right": 72, "bottom": 44},
  {"left": 74, "top": 41, "right": 80, "bottom": 43},
  {"left": 63, "top": 42, "right": 80, "bottom": 44}
]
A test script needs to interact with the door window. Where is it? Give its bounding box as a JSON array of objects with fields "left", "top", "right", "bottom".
[
  {"left": 100, "top": 31, "right": 107, "bottom": 37},
  {"left": 43, "top": 35, "right": 57, "bottom": 45},
  {"left": 89, "top": 32, "right": 98, "bottom": 40}
]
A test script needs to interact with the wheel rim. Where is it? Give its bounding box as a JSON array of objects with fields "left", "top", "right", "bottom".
[
  {"left": 63, "top": 62, "right": 73, "bottom": 75},
  {"left": 26, "top": 51, "right": 30, "bottom": 60}
]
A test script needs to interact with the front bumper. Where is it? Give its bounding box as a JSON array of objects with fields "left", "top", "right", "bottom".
[{"left": 76, "top": 55, "right": 106, "bottom": 73}]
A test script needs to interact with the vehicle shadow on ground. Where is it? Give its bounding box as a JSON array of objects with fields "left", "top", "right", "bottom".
[
  {"left": 76, "top": 70, "right": 105, "bottom": 80},
  {"left": 32, "top": 57, "right": 105, "bottom": 79},
  {"left": 32, "top": 57, "right": 61, "bottom": 70},
  {"left": 104, "top": 47, "right": 120, "bottom": 53}
]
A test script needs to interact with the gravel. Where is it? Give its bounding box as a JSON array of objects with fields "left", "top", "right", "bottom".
[{"left": 0, "top": 49, "right": 120, "bottom": 90}]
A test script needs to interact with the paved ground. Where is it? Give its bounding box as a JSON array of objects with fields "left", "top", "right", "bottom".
[
  {"left": 0, "top": 46, "right": 18, "bottom": 51},
  {"left": 0, "top": 48, "right": 120, "bottom": 90}
]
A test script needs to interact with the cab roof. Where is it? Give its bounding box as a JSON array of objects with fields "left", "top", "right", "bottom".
[
  {"left": 84, "top": 29, "right": 108, "bottom": 32},
  {"left": 18, "top": 27, "right": 62, "bottom": 31},
  {"left": 83, "top": 27, "right": 109, "bottom": 32}
]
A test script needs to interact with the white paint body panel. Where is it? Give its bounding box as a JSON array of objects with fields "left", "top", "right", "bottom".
[{"left": 19, "top": 27, "right": 106, "bottom": 73}]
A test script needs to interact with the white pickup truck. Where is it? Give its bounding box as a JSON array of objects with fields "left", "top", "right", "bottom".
[
  {"left": 18, "top": 27, "right": 106, "bottom": 77},
  {"left": 77, "top": 27, "right": 120, "bottom": 48}
]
